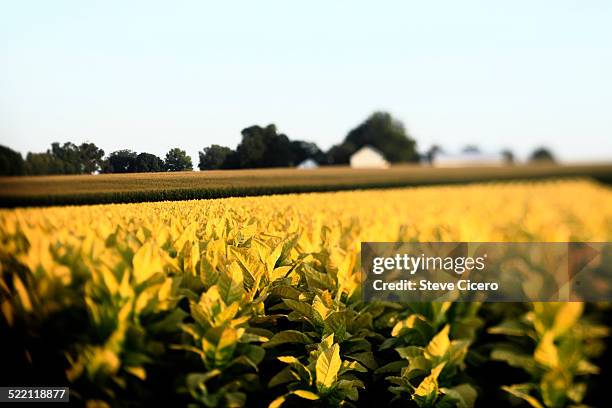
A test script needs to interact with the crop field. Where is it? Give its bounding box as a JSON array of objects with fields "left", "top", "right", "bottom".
[
  {"left": 1, "top": 179, "right": 611, "bottom": 407},
  {"left": 1, "top": 163, "right": 611, "bottom": 207}
]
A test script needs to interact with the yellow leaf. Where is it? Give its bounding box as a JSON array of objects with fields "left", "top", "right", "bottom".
[
  {"left": 551, "top": 303, "right": 583, "bottom": 337},
  {"left": 426, "top": 325, "right": 450, "bottom": 359},
  {"left": 534, "top": 332, "right": 559, "bottom": 368},
  {"left": 415, "top": 362, "right": 445, "bottom": 398},
  {"left": 268, "top": 395, "right": 286, "bottom": 408},
  {"left": 13, "top": 275, "right": 32, "bottom": 312},
  {"left": 316, "top": 342, "right": 341, "bottom": 390},
  {"left": 132, "top": 243, "right": 164, "bottom": 284},
  {"left": 391, "top": 314, "right": 427, "bottom": 337},
  {"left": 312, "top": 295, "right": 330, "bottom": 322},
  {"left": 125, "top": 366, "right": 146, "bottom": 380},
  {"left": 293, "top": 390, "right": 319, "bottom": 400}
]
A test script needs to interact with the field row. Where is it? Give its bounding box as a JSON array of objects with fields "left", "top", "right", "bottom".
[{"left": 1, "top": 163, "right": 611, "bottom": 207}]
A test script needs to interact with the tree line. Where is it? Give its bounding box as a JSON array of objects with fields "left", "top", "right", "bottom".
[
  {"left": 0, "top": 111, "right": 554, "bottom": 176},
  {"left": 0, "top": 143, "right": 194, "bottom": 176}
]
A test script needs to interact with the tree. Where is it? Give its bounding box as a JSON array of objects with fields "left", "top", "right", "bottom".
[
  {"left": 50, "top": 142, "right": 81, "bottom": 174},
  {"left": 326, "top": 142, "right": 356, "bottom": 165},
  {"left": 339, "top": 111, "right": 418, "bottom": 164},
  {"left": 79, "top": 142, "right": 105, "bottom": 173},
  {"left": 236, "top": 124, "right": 292, "bottom": 168},
  {"left": 425, "top": 145, "right": 443, "bottom": 164},
  {"left": 289, "top": 140, "right": 325, "bottom": 166},
  {"left": 133, "top": 152, "right": 164, "bottom": 172},
  {"left": 529, "top": 147, "right": 556, "bottom": 163},
  {"left": 0, "top": 145, "right": 25, "bottom": 176},
  {"left": 501, "top": 149, "right": 515, "bottom": 164},
  {"left": 25, "top": 152, "right": 66, "bottom": 175},
  {"left": 462, "top": 145, "right": 481, "bottom": 154},
  {"left": 198, "top": 145, "right": 233, "bottom": 170},
  {"left": 164, "top": 148, "right": 193, "bottom": 171},
  {"left": 103, "top": 150, "right": 138, "bottom": 173},
  {"left": 220, "top": 150, "right": 241, "bottom": 170}
]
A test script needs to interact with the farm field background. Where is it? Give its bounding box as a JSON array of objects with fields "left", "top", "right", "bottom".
[
  {"left": 1, "top": 179, "right": 611, "bottom": 407},
  {"left": 1, "top": 163, "right": 611, "bottom": 207}
]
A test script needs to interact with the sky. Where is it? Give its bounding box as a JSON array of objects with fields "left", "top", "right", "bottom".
[{"left": 1, "top": 0, "right": 611, "bottom": 164}]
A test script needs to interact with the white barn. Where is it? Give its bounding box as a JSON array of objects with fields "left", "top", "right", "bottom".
[
  {"left": 432, "top": 152, "right": 505, "bottom": 167},
  {"left": 297, "top": 158, "right": 319, "bottom": 169},
  {"left": 350, "top": 146, "right": 389, "bottom": 169}
]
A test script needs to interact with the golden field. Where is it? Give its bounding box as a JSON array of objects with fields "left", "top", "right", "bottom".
[{"left": 1, "top": 179, "right": 611, "bottom": 407}]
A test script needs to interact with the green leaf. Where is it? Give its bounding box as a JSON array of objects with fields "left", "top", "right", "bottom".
[
  {"left": 270, "top": 284, "right": 301, "bottom": 300},
  {"left": 396, "top": 345, "right": 424, "bottom": 360},
  {"left": 488, "top": 319, "right": 528, "bottom": 337},
  {"left": 264, "top": 330, "right": 311, "bottom": 348},
  {"left": 391, "top": 314, "right": 433, "bottom": 341},
  {"left": 283, "top": 299, "right": 314, "bottom": 321},
  {"left": 201, "top": 326, "right": 240, "bottom": 369},
  {"left": 491, "top": 347, "right": 537, "bottom": 374},
  {"left": 268, "top": 366, "right": 299, "bottom": 388},
  {"left": 541, "top": 369, "right": 569, "bottom": 408},
  {"left": 374, "top": 360, "right": 408, "bottom": 375},
  {"left": 278, "top": 356, "right": 312, "bottom": 384},
  {"left": 440, "top": 384, "right": 477, "bottom": 408},
  {"left": 346, "top": 352, "right": 378, "bottom": 370},
  {"left": 324, "top": 311, "right": 347, "bottom": 342}
]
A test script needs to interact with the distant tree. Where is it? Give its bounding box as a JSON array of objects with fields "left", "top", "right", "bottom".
[
  {"left": 529, "top": 147, "right": 556, "bottom": 163},
  {"left": 0, "top": 145, "right": 25, "bottom": 176},
  {"left": 78, "top": 142, "right": 105, "bottom": 173},
  {"left": 237, "top": 127, "right": 266, "bottom": 168},
  {"left": 236, "top": 124, "right": 292, "bottom": 168},
  {"left": 426, "top": 145, "right": 443, "bottom": 164},
  {"left": 220, "top": 150, "right": 241, "bottom": 170},
  {"left": 462, "top": 145, "right": 481, "bottom": 154},
  {"left": 50, "top": 142, "right": 81, "bottom": 174},
  {"left": 289, "top": 140, "right": 325, "bottom": 165},
  {"left": 326, "top": 142, "right": 356, "bottom": 165},
  {"left": 103, "top": 150, "right": 138, "bottom": 173},
  {"left": 338, "top": 111, "right": 418, "bottom": 164},
  {"left": 24, "top": 152, "right": 67, "bottom": 175},
  {"left": 501, "top": 149, "right": 515, "bottom": 164},
  {"left": 164, "top": 148, "right": 193, "bottom": 171},
  {"left": 198, "top": 145, "right": 233, "bottom": 170},
  {"left": 133, "top": 152, "right": 164, "bottom": 172}
]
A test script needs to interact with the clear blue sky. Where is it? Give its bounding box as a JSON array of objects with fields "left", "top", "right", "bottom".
[{"left": 1, "top": 0, "right": 611, "bottom": 163}]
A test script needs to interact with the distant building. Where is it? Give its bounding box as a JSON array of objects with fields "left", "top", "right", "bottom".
[
  {"left": 350, "top": 146, "right": 389, "bottom": 169},
  {"left": 297, "top": 158, "right": 319, "bottom": 169},
  {"left": 432, "top": 151, "right": 505, "bottom": 167}
]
